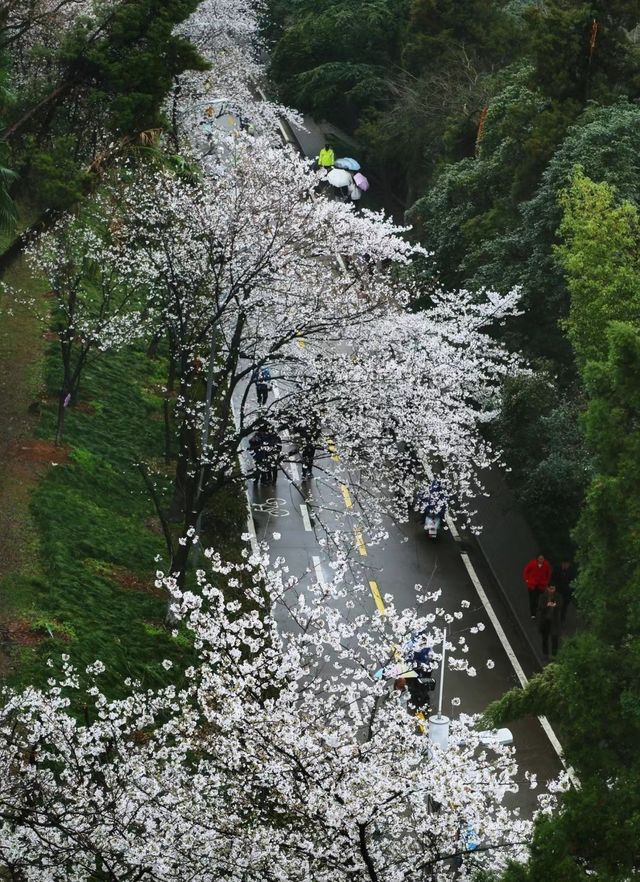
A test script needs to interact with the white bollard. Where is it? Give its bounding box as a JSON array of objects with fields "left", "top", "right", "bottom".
[{"left": 428, "top": 713, "right": 450, "bottom": 750}]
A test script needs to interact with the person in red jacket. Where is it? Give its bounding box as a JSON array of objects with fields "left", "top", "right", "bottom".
[{"left": 522, "top": 554, "right": 552, "bottom": 618}]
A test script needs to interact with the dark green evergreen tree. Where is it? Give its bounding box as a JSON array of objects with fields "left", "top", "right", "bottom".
[
  {"left": 0, "top": 0, "right": 207, "bottom": 267},
  {"left": 485, "top": 176, "right": 640, "bottom": 882}
]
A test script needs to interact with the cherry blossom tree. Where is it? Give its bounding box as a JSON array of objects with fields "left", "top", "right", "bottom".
[
  {"left": 23, "top": 191, "right": 147, "bottom": 442},
  {"left": 85, "top": 141, "right": 518, "bottom": 582},
  {"left": 169, "top": 0, "right": 300, "bottom": 151},
  {"left": 0, "top": 548, "right": 553, "bottom": 882}
]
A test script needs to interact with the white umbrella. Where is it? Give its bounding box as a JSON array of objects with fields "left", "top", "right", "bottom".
[
  {"left": 326, "top": 168, "right": 353, "bottom": 188},
  {"left": 373, "top": 663, "right": 418, "bottom": 680}
]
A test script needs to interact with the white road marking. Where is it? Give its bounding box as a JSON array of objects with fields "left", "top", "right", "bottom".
[
  {"left": 244, "top": 489, "right": 259, "bottom": 556},
  {"left": 312, "top": 555, "right": 326, "bottom": 587},
  {"left": 444, "top": 510, "right": 461, "bottom": 542},
  {"left": 300, "top": 502, "right": 313, "bottom": 532},
  {"left": 290, "top": 462, "right": 302, "bottom": 482},
  {"left": 460, "top": 550, "right": 580, "bottom": 787},
  {"left": 460, "top": 553, "right": 528, "bottom": 687}
]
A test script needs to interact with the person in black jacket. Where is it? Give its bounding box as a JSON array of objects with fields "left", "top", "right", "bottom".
[
  {"left": 536, "top": 584, "right": 564, "bottom": 660},
  {"left": 553, "top": 559, "right": 576, "bottom": 623}
]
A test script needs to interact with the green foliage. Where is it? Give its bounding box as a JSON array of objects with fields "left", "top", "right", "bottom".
[
  {"left": 61, "top": 0, "right": 208, "bottom": 136},
  {"left": 4, "top": 0, "right": 208, "bottom": 224},
  {"left": 0, "top": 43, "right": 16, "bottom": 231},
  {"left": 0, "top": 344, "right": 190, "bottom": 697},
  {"left": 524, "top": 0, "right": 640, "bottom": 105},
  {"left": 489, "top": 311, "right": 640, "bottom": 882},
  {"left": 486, "top": 164, "right": 640, "bottom": 878},
  {"left": 407, "top": 63, "right": 545, "bottom": 283},
  {"left": 269, "top": 0, "right": 405, "bottom": 125},
  {"left": 473, "top": 99, "right": 640, "bottom": 363},
  {"left": 492, "top": 372, "right": 589, "bottom": 560},
  {"left": 556, "top": 169, "right": 640, "bottom": 366},
  {"left": 402, "top": 0, "right": 521, "bottom": 75},
  {"left": 26, "top": 137, "right": 89, "bottom": 211}
]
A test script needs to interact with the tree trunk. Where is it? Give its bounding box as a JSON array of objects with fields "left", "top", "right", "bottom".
[
  {"left": 55, "top": 390, "right": 66, "bottom": 446},
  {"left": 0, "top": 215, "right": 51, "bottom": 276},
  {"left": 147, "top": 333, "right": 160, "bottom": 358},
  {"left": 1, "top": 81, "right": 74, "bottom": 142},
  {"left": 163, "top": 399, "right": 173, "bottom": 463}
]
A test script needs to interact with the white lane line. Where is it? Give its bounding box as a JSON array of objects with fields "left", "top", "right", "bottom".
[
  {"left": 312, "top": 555, "right": 326, "bottom": 587},
  {"left": 229, "top": 396, "right": 260, "bottom": 556},
  {"left": 300, "top": 502, "right": 313, "bottom": 532},
  {"left": 244, "top": 489, "right": 260, "bottom": 555},
  {"left": 460, "top": 551, "right": 580, "bottom": 788},
  {"left": 444, "top": 510, "right": 461, "bottom": 542},
  {"left": 460, "top": 553, "right": 527, "bottom": 687}
]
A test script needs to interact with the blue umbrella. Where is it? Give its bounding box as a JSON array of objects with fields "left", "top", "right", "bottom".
[{"left": 334, "top": 157, "right": 361, "bottom": 171}]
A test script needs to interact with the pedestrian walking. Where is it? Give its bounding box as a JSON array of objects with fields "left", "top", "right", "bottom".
[
  {"left": 301, "top": 436, "right": 316, "bottom": 478},
  {"left": 553, "top": 558, "right": 576, "bottom": 623},
  {"left": 249, "top": 426, "right": 270, "bottom": 484},
  {"left": 522, "top": 553, "right": 552, "bottom": 618},
  {"left": 262, "top": 426, "right": 282, "bottom": 484},
  {"left": 347, "top": 179, "right": 363, "bottom": 207},
  {"left": 316, "top": 144, "right": 335, "bottom": 169},
  {"left": 252, "top": 366, "right": 272, "bottom": 406},
  {"left": 536, "top": 584, "right": 563, "bottom": 660},
  {"left": 406, "top": 674, "right": 434, "bottom": 715},
  {"left": 293, "top": 414, "right": 321, "bottom": 479}
]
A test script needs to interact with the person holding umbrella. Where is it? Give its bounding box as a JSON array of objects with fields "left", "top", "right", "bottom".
[{"left": 347, "top": 179, "right": 363, "bottom": 206}]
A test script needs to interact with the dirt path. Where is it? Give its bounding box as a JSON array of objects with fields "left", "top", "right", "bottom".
[{"left": 0, "top": 259, "right": 46, "bottom": 593}]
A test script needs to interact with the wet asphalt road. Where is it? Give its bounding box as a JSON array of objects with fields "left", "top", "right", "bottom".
[{"left": 246, "top": 449, "right": 562, "bottom": 816}]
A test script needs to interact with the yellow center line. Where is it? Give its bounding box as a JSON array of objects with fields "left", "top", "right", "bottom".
[
  {"left": 297, "top": 337, "right": 305, "bottom": 348},
  {"left": 340, "top": 483, "right": 353, "bottom": 508},
  {"left": 369, "top": 579, "right": 385, "bottom": 615},
  {"left": 354, "top": 528, "right": 367, "bottom": 556},
  {"left": 326, "top": 438, "right": 340, "bottom": 462}
]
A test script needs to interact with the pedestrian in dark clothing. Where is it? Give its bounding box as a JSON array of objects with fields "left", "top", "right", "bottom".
[
  {"left": 406, "top": 675, "right": 434, "bottom": 714},
  {"left": 523, "top": 554, "right": 552, "bottom": 618},
  {"left": 249, "top": 428, "right": 271, "bottom": 484},
  {"left": 262, "top": 427, "right": 282, "bottom": 484},
  {"left": 293, "top": 415, "right": 321, "bottom": 479},
  {"left": 553, "top": 559, "right": 576, "bottom": 623},
  {"left": 252, "top": 366, "right": 272, "bottom": 406},
  {"left": 301, "top": 438, "right": 316, "bottom": 478},
  {"left": 536, "top": 584, "right": 563, "bottom": 660}
]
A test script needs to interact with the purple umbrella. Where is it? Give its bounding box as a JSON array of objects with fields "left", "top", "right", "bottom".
[{"left": 353, "top": 172, "right": 369, "bottom": 191}]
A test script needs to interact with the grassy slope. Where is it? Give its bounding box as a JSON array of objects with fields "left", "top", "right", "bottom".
[
  {"left": 0, "top": 257, "right": 47, "bottom": 672},
  {"left": 1, "top": 305, "right": 246, "bottom": 697}
]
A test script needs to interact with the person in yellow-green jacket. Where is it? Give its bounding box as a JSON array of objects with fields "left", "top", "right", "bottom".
[{"left": 317, "top": 144, "right": 335, "bottom": 168}]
